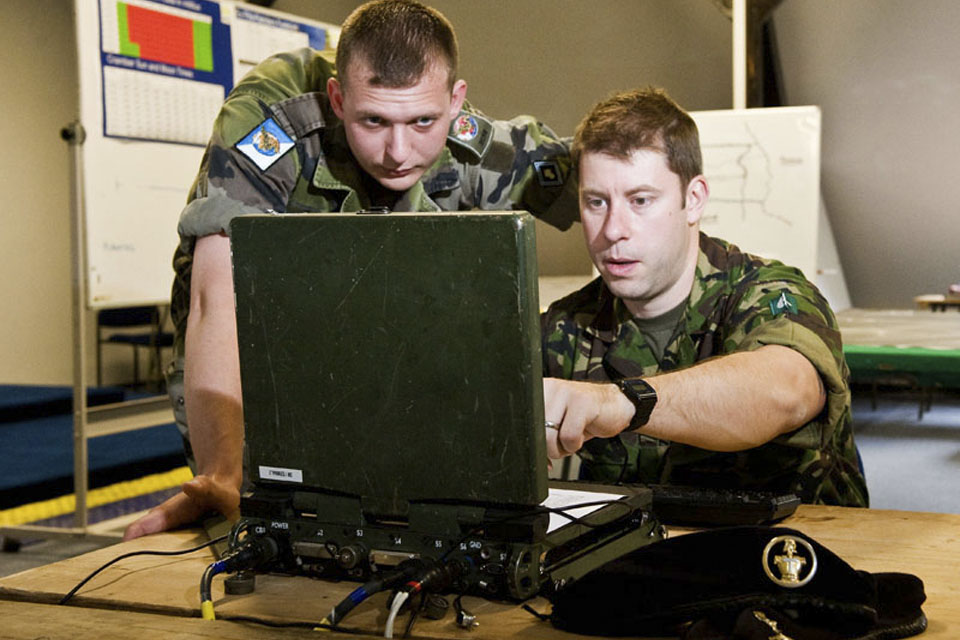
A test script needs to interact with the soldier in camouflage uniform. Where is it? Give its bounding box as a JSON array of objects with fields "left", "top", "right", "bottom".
[
  {"left": 125, "top": 0, "right": 577, "bottom": 540},
  {"left": 541, "top": 88, "right": 867, "bottom": 507}
]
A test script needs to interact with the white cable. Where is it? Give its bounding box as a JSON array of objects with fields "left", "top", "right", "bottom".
[{"left": 384, "top": 591, "right": 410, "bottom": 639}]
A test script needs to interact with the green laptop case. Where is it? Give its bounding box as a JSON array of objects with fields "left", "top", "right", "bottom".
[{"left": 230, "top": 212, "right": 547, "bottom": 518}]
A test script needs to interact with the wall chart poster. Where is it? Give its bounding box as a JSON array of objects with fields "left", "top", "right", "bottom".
[{"left": 98, "top": 0, "right": 233, "bottom": 146}]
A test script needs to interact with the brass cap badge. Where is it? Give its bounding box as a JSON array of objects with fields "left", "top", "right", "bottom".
[{"left": 762, "top": 535, "right": 818, "bottom": 588}]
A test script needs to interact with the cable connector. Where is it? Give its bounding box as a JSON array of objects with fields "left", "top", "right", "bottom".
[
  {"left": 220, "top": 534, "right": 279, "bottom": 573},
  {"left": 199, "top": 534, "right": 279, "bottom": 621}
]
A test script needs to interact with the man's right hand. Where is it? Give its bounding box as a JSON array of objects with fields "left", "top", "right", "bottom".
[
  {"left": 122, "top": 473, "right": 240, "bottom": 540},
  {"left": 125, "top": 232, "right": 245, "bottom": 541}
]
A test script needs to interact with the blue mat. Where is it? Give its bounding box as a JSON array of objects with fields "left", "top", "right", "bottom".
[
  {"left": 0, "top": 386, "right": 185, "bottom": 509},
  {"left": 0, "top": 384, "right": 125, "bottom": 423}
]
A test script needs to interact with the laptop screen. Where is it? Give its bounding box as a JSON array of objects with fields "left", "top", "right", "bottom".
[{"left": 230, "top": 212, "right": 548, "bottom": 519}]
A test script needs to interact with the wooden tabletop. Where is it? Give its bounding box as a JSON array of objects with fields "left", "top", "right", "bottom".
[
  {"left": 1, "top": 505, "right": 958, "bottom": 638},
  {"left": 914, "top": 294, "right": 960, "bottom": 312},
  {"left": 837, "top": 308, "right": 960, "bottom": 350}
]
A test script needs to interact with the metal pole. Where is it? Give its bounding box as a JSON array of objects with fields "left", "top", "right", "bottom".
[
  {"left": 732, "top": 0, "right": 748, "bottom": 109},
  {"left": 63, "top": 121, "right": 90, "bottom": 531}
]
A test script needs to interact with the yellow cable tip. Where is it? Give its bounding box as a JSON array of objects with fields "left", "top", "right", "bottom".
[
  {"left": 201, "top": 600, "right": 216, "bottom": 620},
  {"left": 314, "top": 617, "right": 332, "bottom": 632}
]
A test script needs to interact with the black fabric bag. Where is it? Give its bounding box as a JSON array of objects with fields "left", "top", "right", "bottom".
[{"left": 548, "top": 526, "right": 926, "bottom": 639}]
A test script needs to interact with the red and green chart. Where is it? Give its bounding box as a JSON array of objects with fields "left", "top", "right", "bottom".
[{"left": 114, "top": 1, "right": 214, "bottom": 71}]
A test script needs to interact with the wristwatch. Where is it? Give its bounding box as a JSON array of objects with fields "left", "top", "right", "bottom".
[{"left": 615, "top": 377, "right": 658, "bottom": 431}]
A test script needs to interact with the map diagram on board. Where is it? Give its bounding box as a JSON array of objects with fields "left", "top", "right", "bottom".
[
  {"left": 700, "top": 122, "right": 793, "bottom": 227},
  {"left": 691, "top": 107, "right": 821, "bottom": 279}
]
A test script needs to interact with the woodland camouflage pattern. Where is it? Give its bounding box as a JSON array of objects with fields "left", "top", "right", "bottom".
[
  {"left": 166, "top": 48, "right": 578, "bottom": 462},
  {"left": 542, "top": 233, "right": 868, "bottom": 507}
]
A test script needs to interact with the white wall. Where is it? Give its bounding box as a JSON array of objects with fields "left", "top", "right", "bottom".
[
  {"left": 775, "top": 0, "right": 960, "bottom": 308},
  {"left": 0, "top": 0, "right": 79, "bottom": 384}
]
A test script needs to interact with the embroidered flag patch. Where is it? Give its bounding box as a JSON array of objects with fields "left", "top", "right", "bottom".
[
  {"left": 236, "top": 118, "right": 295, "bottom": 171},
  {"left": 769, "top": 291, "right": 799, "bottom": 317}
]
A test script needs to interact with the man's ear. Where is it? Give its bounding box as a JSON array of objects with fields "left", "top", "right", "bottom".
[
  {"left": 327, "top": 77, "right": 345, "bottom": 119},
  {"left": 684, "top": 175, "right": 709, "bottom": 225},
  {"left": 449, "top": 79, "right": 467, "bottom": 117}
]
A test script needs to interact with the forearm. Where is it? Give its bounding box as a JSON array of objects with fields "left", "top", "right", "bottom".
[
  {"left": 545, "top": 345, "right": 825, "bottom": 458},
  {"left": 642, "top": 345, "right": 825, "bottom": 451},
  {"left": 184, "top": 312, "right": 244, "bottom": 484},
  {"left": 183, "top": 234, "right": 244, "bottom": 489}
]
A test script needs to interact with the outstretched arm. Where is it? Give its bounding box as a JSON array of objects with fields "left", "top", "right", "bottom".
[
  {"left": 543, "top": 345, "right": 825, "bottom": 459},
  {"left": 124, "top": 234, "right": 243, "bottom": 539}
]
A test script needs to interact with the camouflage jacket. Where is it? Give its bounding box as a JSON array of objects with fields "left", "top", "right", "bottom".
[
  {"left": 170, "top": 47, "right": 578, "bottom": 361},
  {"left": 541, "top": 233, "right": 868, "bottom": 507}
]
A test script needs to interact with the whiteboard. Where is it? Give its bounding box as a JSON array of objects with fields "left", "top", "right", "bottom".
[
  {"left": 692, "top": 107, "right": 821, "bottom": 282},
  {"left": 74, "top": 0, "right": 338, "bottom": 308}
]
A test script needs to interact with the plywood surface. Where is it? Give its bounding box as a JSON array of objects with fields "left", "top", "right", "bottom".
[{"left": 2, "top": 507, "right": 958, "bottom": 638}]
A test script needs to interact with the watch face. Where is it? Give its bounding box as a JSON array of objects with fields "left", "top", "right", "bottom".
[{"left": 618, "top": 378, "right": 657, "bottom": 429}]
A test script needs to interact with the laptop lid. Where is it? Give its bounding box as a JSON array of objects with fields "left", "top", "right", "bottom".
[{"left": 230, "top": 212, "right": 548, "bottom": 519}]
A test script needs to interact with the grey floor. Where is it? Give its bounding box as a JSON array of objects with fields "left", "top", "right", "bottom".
[
  {"left": 852, "top": 386, "right": 960, "bottom": 513},
  {"left": 2, "top": 387, "right": 959, "bottom": 580}
]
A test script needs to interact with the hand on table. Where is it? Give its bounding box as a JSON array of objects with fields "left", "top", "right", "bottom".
[{"left": 123, "top": 473, "right": 240, "bottom": 540}]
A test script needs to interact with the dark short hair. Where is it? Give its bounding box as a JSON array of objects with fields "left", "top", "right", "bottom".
[
  {"left": 336, "top": 0, "right": 459, "bottom": 90},
  {"left": 572, "top": 87, "right": 702, "bottom": 192}
]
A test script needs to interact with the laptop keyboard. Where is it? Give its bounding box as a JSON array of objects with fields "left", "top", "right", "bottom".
[{"left": 647, "top": 484, "right": 801, "bottom": 527}]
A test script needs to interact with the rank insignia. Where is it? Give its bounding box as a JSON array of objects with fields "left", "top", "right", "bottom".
[
  {"left": 534, "top": 160, "right": 564, "bottom": 187},
  {"left": 769, "top": 291, "right": 799, "bottom": 317},
  {"left": 762, "top": 535, "right": 817, "bottom": 588},
  {"left": 236, "top": 118, "right": 295, "bottom": 171}
]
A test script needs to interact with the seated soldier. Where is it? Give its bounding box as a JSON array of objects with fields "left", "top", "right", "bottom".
[{"left": 540, "top": 87, "right": 868, "bottom": 507}]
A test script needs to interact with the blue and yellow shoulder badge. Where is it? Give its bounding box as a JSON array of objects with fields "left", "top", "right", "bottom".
[{"left": 236, "top": 118, "right": 295, "bottom": 171}]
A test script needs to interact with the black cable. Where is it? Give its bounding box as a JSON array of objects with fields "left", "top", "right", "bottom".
[
  {"left": 440, "top": 497, "right": 630, "bottom": 565},
  {"left": 220, "top": 614, "right": 369, "bottom": 633},
  {"left": 535, "top": 499, "right": 633, "bottom": 526},
  {"left": 326, "top": 560, "right": 422, "bottom": 626},
  {"left": 454, "top": 594, "right": 477, "bottom": 629},
  {"left": 401, "top": 591, "right": 426, "bottom": 638},
  {"left": 59, "top": 534, "right": 228, "bottom": 605},
  {"left": 199, "top": 562, "right": 220, "bottom": 604},
  {"left": 521, "top": 603, "right": 551, "bottom": 622}
]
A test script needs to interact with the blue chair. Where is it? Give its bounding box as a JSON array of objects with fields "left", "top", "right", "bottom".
[{"left": 96, "top": 305, "right": 173, "bottom": 389}]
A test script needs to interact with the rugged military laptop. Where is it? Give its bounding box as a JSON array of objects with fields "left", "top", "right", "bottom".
[{"left": 228, "top": 211, "right": 661, "bottom": 600}]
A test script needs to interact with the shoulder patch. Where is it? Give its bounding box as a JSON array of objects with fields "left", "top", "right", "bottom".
[
  {"left": 769, "top": 290, "right": 799, "bottom": 317},
  {"left": 448, "top": 110, "right": 493, "bottom": 159},
  {"left": 235, "top": 118, "right": 295, "bottom": 171}
]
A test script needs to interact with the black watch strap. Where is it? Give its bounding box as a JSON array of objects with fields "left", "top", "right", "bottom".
[{"left": 615, "top": 377, "right": 658, "bottom": 431}]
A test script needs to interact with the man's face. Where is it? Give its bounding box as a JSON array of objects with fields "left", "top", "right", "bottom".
[
  {"left": 328, "top": 61, "right": 467, "bottom": 192},
  {"left": 579, "top": 149, "right": 706, "bottom": 317}
]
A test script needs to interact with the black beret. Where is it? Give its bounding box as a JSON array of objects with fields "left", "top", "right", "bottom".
[{"left": 548, "top": 526, "right": 926, "bottom": 639}]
